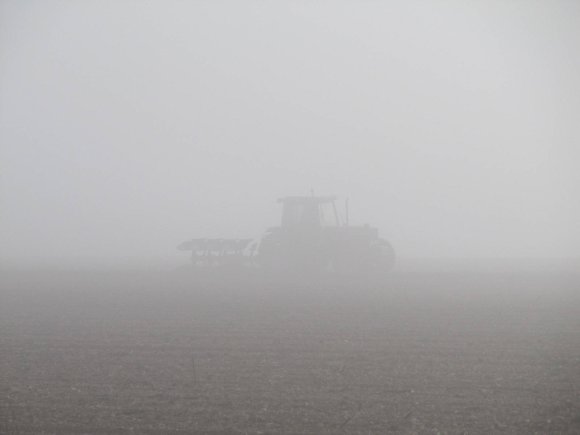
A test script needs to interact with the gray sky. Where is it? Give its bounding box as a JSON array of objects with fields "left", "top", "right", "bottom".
[{"left": 1, "top": 0, "right": 579, "bottom": 264}]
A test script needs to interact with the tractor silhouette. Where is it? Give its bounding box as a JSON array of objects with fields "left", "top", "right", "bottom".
[{"left": 178, "top": 195, "right": 395, "bottom": 274}]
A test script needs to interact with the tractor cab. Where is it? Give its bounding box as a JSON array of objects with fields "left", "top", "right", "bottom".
[{"left": 278, "top": 196, "right": 340, "bottom": 229}]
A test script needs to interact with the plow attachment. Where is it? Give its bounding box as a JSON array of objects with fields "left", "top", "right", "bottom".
[{"left": 177, "top": 238, "right": 257, "bottom": 267}]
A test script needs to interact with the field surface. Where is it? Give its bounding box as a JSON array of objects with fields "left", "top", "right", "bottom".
[{"left": 1, "top": 269, "right": 579, "bottom": 434}]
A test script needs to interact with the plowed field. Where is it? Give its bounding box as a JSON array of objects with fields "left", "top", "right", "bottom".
[{"left": 1, "top": 270, "right": 579, "bottom": 433}]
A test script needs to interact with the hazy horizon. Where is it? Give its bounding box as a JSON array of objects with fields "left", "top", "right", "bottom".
[{"left": 2, "top": 1, "right": 579, "bottom": 266}]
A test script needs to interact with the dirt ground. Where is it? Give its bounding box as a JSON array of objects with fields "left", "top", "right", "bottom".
[{"left": 1, "top": 268, "right": 579, "bottom": 434}]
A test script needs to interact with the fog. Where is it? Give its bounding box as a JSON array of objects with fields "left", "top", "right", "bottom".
[
  {"left": 2, "top": 3, "right": 580, "bottom": 432},
  {"left": 1, "top": 0, "right": 579, "bottom": 267}
]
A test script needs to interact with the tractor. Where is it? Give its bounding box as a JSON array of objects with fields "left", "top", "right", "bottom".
[{"left": 178, "top": 195, "right": 395, "bottom": 274}]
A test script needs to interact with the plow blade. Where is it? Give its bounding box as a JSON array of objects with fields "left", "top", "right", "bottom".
[{"left": 177, "top": 238, "right": 257, "bottom": 267}]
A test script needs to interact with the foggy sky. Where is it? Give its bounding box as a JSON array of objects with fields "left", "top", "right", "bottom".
[{"left": 1, "top": 1, "right": 579, "bottom": 265}]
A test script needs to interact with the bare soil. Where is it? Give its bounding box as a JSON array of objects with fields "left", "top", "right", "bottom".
[{"left": 1, "top": 269, "right": 579, "bottom": 434}]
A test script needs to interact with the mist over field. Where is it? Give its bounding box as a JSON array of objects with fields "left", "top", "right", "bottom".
[{"left": 1, "top": 1, "right": 579, "bottom": 433}]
